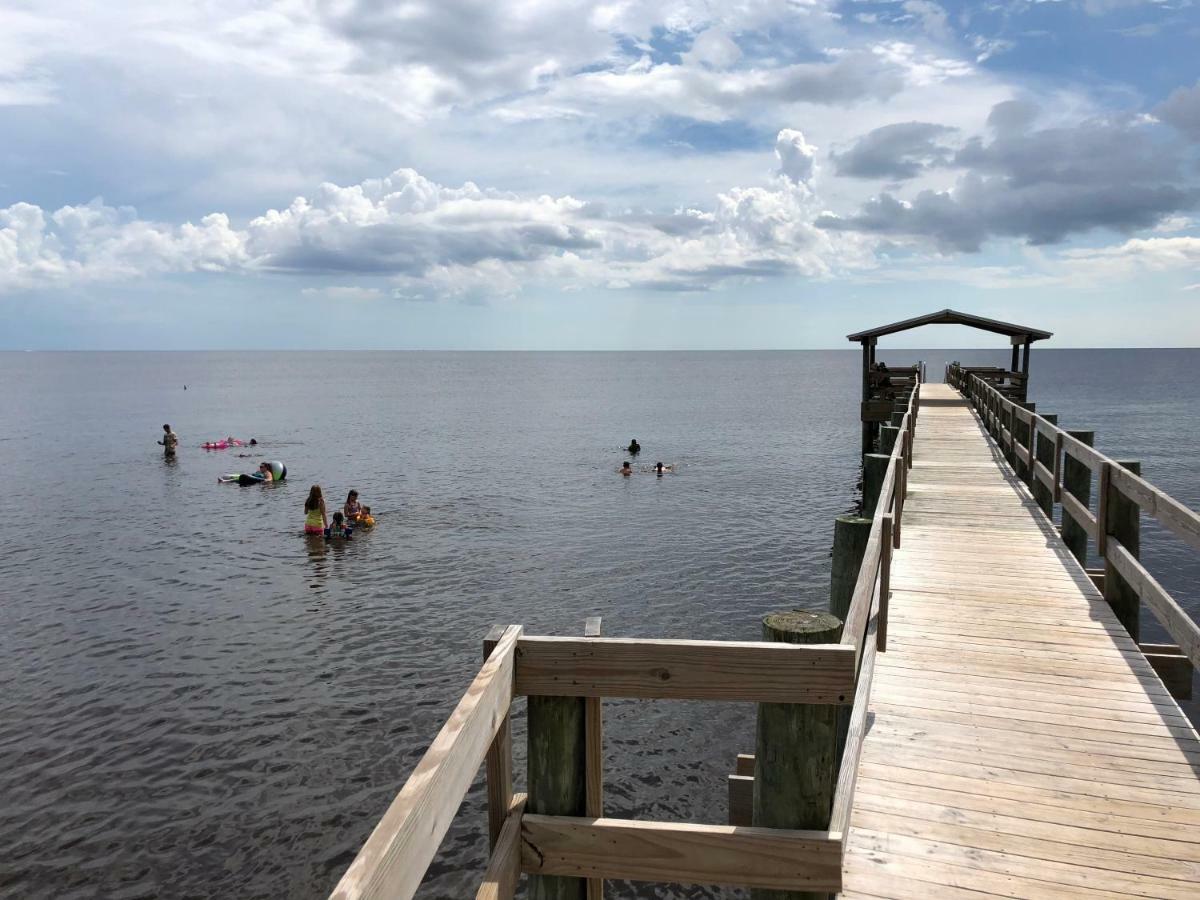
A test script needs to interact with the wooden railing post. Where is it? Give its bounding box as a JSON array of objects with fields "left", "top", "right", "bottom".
[
  {"left": 877, "top": 516, "right": 893, "bottom": 653},
  {"left": 753, "top": 611, "right": 841, "bottom": 900},
  {"left": 1104, "top": 460, "right": 1142, "bottom": 641},
  {"left": 1032, "top": 414, "right": 1057, "bottom": 516},
  {"left": 484, "top": 626, "right": 515, "bottom": 851},
  {"left": 830, "top": 515, "right": 870, "bottom": 763},
  {"left": 892, "top": 457, "right": 904, "bottom": 548},
  {"left": 583, "top": 618, "right": 604, "bottom": 900},
  {"left": 1061, "top": 431, "right": 1095, "bottom": 566}
]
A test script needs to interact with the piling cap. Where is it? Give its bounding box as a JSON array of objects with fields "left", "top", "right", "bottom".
[{"left": 763, "top": 610, "right": 842, "bottom": 641}]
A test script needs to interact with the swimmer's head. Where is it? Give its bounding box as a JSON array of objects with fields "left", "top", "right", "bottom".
[
  {"left": 163, "top": 424, "right": 171, "bottom": 432},
  {"left": 249, "top": 438, "right": 257, "bottom": 445}
]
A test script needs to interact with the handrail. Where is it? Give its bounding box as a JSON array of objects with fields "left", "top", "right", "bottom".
[
  {"left": 829, "top": 367, "right": 922, "bottom": 840},
  {"left": 332, "top": 369, "right": 926, "bottom": 900},
  {"left": 946, "top": 363, "right": 1200, "bottom": 671}
]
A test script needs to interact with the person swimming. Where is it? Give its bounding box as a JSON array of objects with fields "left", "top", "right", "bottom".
[
  {"left": 627, "top": 439, "right": 641, "bottom": 454},
  {"left": 620, "top": 461, "right": 632, "bottom": 476},
  {"left": 654, "top": 461, "right": 673, "bottom": 476}
]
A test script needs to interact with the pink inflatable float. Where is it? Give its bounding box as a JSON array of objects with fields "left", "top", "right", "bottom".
[{"left": 201, "top": 437, "right": 246, "bottom": 450}]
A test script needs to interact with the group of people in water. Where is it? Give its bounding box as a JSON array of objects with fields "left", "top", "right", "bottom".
[
  {"left": 157, "top": 423, "right": 371, "bottom": 541},
  {"left": 620, "top": 438, "right": 673, "bottom": 477},
  {"left": 304, "top": 487, "right": 373, "bottom": 540}
]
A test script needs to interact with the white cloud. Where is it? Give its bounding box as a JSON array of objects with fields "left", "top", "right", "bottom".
[{"left": 0, "top": 133, "right": 876, "bottom": 296}]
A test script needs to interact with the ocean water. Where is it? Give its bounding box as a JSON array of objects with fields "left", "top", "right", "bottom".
[{"left": 0, "top": 349, "right": 1196, "bottom": 899}]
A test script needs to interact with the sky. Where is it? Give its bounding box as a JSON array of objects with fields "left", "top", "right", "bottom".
[{"left": 1, "top": 0, "right": 1199, "bottom": 349}]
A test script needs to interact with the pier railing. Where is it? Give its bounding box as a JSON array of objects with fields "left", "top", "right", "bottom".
[
  {"left": 947, "top": 363, "right": 1200, "bottom": 678},
  {"left": 329, "top": 375, "right": 923, "bottom": 900}
]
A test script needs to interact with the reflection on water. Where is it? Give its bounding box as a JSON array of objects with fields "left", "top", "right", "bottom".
[{"left": 0, "top": 349, "right": 1196, "bottom": 899}]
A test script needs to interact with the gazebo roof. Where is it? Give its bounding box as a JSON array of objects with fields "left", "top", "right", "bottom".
[{"left": 847, "top": 309, "right": 1052, "bottom": 343}]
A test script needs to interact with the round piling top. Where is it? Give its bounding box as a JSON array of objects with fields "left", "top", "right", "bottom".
[
  {"left": 835, "top": 514, "right": 871, "bottom": 527},
  {"left": 762, "top": 610, "right": 842, "bottom": 645}
]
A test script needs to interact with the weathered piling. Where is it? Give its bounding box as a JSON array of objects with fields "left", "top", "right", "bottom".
[
  {"left": 1061, "top": 430, "right": 1094, "bottom": 565},
  {"left": 830, "top": 517, "right": 871, "bottom": 623},
  {"left": 528, "top": 693, "right": 587, "bottom": 900},
  {"left": 1031, "top": 413, "right": 1057, "bottom": 516},
  {"left": 878, "top": 425, "right": 899, "bottom": 456},
  {"left": 861, "top": 454, "right": 889, "bottom": 518},
  {"left": 753, "top": 610, "right": 840, "bottom": 900},
  {"left": 1104, "top": 460, "right": 1142, "bottom": 641}
]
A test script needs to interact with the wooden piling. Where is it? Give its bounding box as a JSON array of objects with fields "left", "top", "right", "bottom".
[
  {"left": 1031, "top": 413, "right": 1057, "bottom": 516},
  {"left": 1104, "top": 460, "right": 1142, "bottom": 641},
  {"left": 753, "top": 610, "right": 841, "bottom": 900},
  {"left": 878, "top": 425, "right": 899, "bottom": 456},
  {"left": 1061, "top": 430, "right": 1094, "bottom": 566},
  {"left": 830, "top": 516, "right": 871, "bottom": 624},
  {"left": 528, "top": 689, "right": 587, "bottom": 899},
  {"left": 861, "top": 454, "right": 889, "bottom": 518}
]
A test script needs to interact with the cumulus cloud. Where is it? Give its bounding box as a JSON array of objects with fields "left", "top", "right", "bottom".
[
  {"left": 818, "top": 103, "right": 1197, "bottom": 250},
  {"left": 0, "top": 200, "right": 245, "bottom": 291},
  {"left": 775, "top": 129, "right": 818, "bottom": 186},
  {"left": 832, "top": 121, "right": 958, "bottom": 179},
  {"left": 0, "top": 130, "right": 876, "bottom": 296}
]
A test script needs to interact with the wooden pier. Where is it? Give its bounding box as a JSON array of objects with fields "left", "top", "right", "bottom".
[
  {"left": 327, "top": 314, "right": 1200, "bottom": 900},
  {"left": 841, "top": 383, "right": 1200, "bottom": 899}
]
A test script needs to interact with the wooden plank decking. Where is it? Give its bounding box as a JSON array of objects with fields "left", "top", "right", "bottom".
[{"left": 841, "top": 383, "right": 1200, "bottom": 899}]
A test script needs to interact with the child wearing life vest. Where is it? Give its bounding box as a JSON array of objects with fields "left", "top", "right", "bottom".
[{"left": 325, "top": 511, "right": 353, "bottom": 540}]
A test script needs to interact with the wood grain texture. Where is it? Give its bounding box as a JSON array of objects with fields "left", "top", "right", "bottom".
[
  {"left": 476, "top": 793, "right": 527, "bottom": 900},
  {"left": 841, "top": 382, "right": 1200, "bottom": 900},
  {"left": 329, "top": 625, "right": 522, "bottom": 900},
  {"left": 520, "top": 815, "right": 842, "bottom": 891},
  {"left": 514, "top": 636, "right": 855, "bottom": 704}
]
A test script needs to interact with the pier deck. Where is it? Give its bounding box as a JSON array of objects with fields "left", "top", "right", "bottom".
[{"left": 841, "top": 383, "right": 1200, "bottom": 898}]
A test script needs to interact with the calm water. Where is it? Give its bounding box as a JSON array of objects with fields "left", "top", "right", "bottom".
[{"left": 0, "top": 349, "right": 1196, "bottom": 899}]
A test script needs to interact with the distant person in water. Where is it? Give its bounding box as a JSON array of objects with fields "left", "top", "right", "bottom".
[
  {"left": 344, "top": 490, "right": 363, "bottom": 522},
  {"left": 620, "top": 461, "right": 633, "bottom": 476},
  {"left": 627, "top": 439, "right": 641, "bottom": 454},
  {"left": 159, "top": 424, "right": 178, "bottom": 457},
  {"left": 654, "top": 461, "right": 673, "bottom": 476},
  {"left": 249, "top": 438, "right": 257, "bottom": 446}
]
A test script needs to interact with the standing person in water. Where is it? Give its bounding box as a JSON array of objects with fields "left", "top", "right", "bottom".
[
  {"left": 627, "top": 439, "right": 641, "bottom": 454},
  {"left": 304, "top": 485, "right": 329, "bottom": 535},
  {"left": 344, "top": 490, "right": 362, "bottom": 522},
  {"left": 159, "top": 424, "right": 178, "bottom": 457},
  {"left": 620, "top": 461, "right": 633, "bottom": 476}
]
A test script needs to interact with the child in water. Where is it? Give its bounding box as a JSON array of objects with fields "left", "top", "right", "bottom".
[
  {"left": 326, "top": 511, "right": 353, "bottom": 540},
  {"left": 358, "top": 505, "right": 375, "bottom": 527},
  {"left": 620, "top": 461, "right": 632, "bottom": 476},
  {"left": 344, "top": 490, "right": 362, "bottom": 522},
  {"left": 304, "top": 485, "right": 328, "bottom": 534}
]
